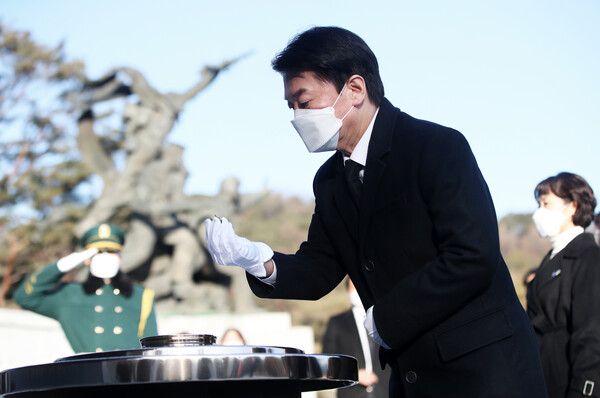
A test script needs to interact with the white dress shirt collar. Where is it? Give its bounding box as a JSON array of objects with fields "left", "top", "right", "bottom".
[
  {"left": 550, "top": 225, "right": 584, "bottom": 259},
  {"left": 343, "top": 107, "right": 380, "bottom": 167}
]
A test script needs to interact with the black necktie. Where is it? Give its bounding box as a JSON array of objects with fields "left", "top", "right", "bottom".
[{"left": 344, "top": 159, "right": 363, "bottom": 206}]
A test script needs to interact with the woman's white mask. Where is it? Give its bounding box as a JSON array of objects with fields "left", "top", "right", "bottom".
[
  {"left": 290, "top": 83, "right": 354, "bottom": 153},
  {"left": 532, "top": 206, "right": 567, "bottom": 239},
  {"left": 90, "top": 253, "right": 121, "bottom": 279}
]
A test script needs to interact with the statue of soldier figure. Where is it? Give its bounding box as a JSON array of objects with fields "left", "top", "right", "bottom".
[{"left": 72, "top": 56, "right": 265, "bottom": 312}]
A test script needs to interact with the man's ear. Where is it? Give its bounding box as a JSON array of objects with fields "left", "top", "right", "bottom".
[{"left": 347, "top": 74, "right": 367, "bottom": 106}]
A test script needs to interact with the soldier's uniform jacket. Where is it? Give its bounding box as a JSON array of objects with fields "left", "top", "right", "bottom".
[{"left": 14, "top": 262, "right": 158, "bottom": 353}]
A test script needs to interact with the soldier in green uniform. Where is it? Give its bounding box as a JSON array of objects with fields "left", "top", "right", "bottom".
[{"left": 14, "top": 223, "right": 158, "bottom": 353}]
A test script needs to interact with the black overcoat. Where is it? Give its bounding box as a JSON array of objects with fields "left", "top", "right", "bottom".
[
  {"left": 527, "top": 233, "right": 600, "bottom": 398},
  {"left": 249, "top": 98, "right": 547, "bottom": 397}
]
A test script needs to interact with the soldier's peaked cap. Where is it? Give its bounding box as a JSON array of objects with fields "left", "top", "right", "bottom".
[{"left": 80, "top": 223, "right": 125, "bottom": 250}]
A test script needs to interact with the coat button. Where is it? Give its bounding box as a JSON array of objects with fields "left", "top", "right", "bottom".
[
  {"left": 363, "top": 259, "right": 375, "bottom": 271},
  {"left": 405, "top": 371, "right": 417, "bottom": 383}
]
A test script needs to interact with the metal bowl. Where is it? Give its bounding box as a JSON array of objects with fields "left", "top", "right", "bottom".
[{"left": 1, "top": 334, "right": 358, "bottom": 397}]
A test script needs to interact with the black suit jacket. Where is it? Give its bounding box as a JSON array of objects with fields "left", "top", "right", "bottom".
[
  {"left": 323, "top": 309, "right": 391, "bottom": 398},
  {"left": 249, "top": 98, "right": 547, "bottom": 397},
  {"left": 527, "top": 233, "right": 600, "bottom": 398}
]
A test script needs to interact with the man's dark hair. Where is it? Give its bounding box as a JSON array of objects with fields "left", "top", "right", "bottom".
[
  {"left": 272, "top": 26, "right": 384, "bottom": 106},
  {"left": 534, "top": 172, "right": 597, "bottom": 228}
]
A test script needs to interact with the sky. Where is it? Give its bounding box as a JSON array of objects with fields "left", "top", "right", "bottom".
[{"left": 1, "top": 0, "right": 599, "bottom": 218}]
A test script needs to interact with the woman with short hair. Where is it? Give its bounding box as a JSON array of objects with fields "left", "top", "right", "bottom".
[{"left": 527, "top": 172, "right": 600, "bottom": 398}]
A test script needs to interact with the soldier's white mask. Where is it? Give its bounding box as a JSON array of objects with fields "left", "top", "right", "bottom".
[
  {"left": 90, "top": 253, "right": 120, "bottom": 279},
  {"left": 532, "top": 206, "right": 567, "bottom": 239},
  {"left": 291, "top": 83, "right": 354, "bottom": 153}
]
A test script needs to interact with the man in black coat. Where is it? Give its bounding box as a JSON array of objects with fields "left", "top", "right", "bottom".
[
  {"left": 205, "top": 26, "right": 547, "bottom": 398},
  {"left": 323, "top": 280, "right": 391, "bottom": 398}
]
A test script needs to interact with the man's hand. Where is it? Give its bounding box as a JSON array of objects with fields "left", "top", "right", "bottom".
[
  {"left": 205, "top": 217, "right": 273, "bottom": 278},
  {"left": 56, "top": 248, "right": 99, "bottom": 272}
]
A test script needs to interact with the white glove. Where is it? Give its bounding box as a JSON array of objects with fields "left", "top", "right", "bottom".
[
  {"left": 364, "top": 305, "right": 391, "bottom": 349},
  {"left": 205, "top": 217, "right": 273, "bottom": 278},
  {"left": 56, "top": 247, "right": 99, "bottom": 272}
]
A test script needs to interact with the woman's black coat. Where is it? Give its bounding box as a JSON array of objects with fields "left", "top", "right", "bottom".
[{"left": 527, "top": 233, "right": 600, "bottom": 398}]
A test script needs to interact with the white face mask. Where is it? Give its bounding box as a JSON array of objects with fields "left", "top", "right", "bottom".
[
  {"left": 90, "top": 253, "right": 121, "bottom": 279},
  {"left": 532, "top": 206, "right": 567, "bottom": 239},
  {"left": 290, "top": 83, "right": 354, "bottom": 153}
]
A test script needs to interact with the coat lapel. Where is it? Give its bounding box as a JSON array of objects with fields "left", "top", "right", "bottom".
[
  {"left": 358, "top": 99, "right": 395, "bottom": 247},
  {"left": 333, "top": 153, "right": 360, "bottom": 242},
  {"left": 536, "top": 233, "right": 591, "bottom": 290}
]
